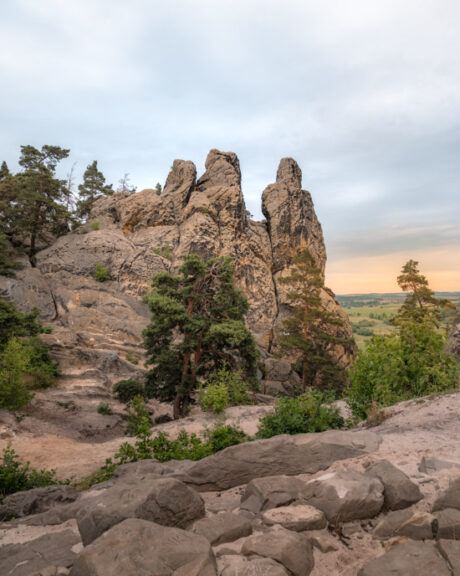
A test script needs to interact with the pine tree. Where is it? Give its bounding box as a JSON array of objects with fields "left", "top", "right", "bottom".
[
  {"left": 76, "top": 161, "right": 113, "bottom": 220},
  {"left": 143, "top": 255, "right": 258, "bottom": 418},
  {"left": 396, "top": 260, "right": 454, "bottom": 325},
  {"left": 279, "top": 249, "right": 352, "bottom": 391},
  {"left": 0, "top": 161, "right": 10, "bottom": 181},
  {"left": 0, "top": 145, "right": 72, "bottom": 261}
]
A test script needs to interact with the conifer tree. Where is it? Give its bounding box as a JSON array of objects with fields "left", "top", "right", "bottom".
[
  {"left": 76, "top": 161, "right": 113, "bottom": 220},
  {"left": 279, "top": 249, "right": 352, "bottom": 391},
  {"left": 396, "top": 259, "right": 454, "bottom": 325},
  {"left": 143, "top": 255, "right": 258, "bottom": 418},
  {"left": 0, "top": 145, "right": 72, "bottom": 261}
]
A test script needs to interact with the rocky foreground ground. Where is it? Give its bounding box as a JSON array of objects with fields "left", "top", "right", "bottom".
[{"left": 1, "top": 391, "right": 460, "bottom": 576}]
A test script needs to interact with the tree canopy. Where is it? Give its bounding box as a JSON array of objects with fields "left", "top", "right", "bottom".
[
  {"left": 396, "top": 259, "right": 454, "bottom": 325},
  {"left": 143, "top": 255, "right": 258, "bottom": 418},
  {"left": 0, "top": 145, "right": 72, "bottom": 262},
  {"left": 76, "top": 160, "right": 113, "bottom": 220},
  {"left": 279, "top": 249, "right": 352, "bottom": 391}
]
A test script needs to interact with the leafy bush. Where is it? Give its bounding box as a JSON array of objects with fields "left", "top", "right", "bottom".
[
  {"left": 113, "top": 378, "right": 145, "bottom": 403},
  {"left": 199, "top": 367, "right": 251, "bottom": 413},
  {"left": 348, "top": 321, "right": 458, "bottom": 419},
  {"left": 115, "top": 424, "right": 248, "bottom": 466},
  {"left": 125, "top": 395, "right": 152, "bottom": 436},
  {"left": 90, "top": 221, "right": 100, "bottom": 231},
  {"left": 74, "top": 458, "right": 116, "bottom": 491},
  {"left": 94, "top": 263, "right": 111, "bottom": 282},
  {"left": 199, "top": 383, "right": 229, "bottom": 414},
  {"left": 152, "top": 242, "right": 172, "bottom": 260},
  {"left": 0, "top": 339, "right": 34, "bottom": 410},
  {"left": 257, "top": 391, "right": 344, "bottom": 439},
  {"left": 125, "top": 352, "right": 138, "bottom": 365},
  {"left": 97, "top": 403, "right": 113, "bottom": 415},
  {"left": 0, "top": 445, "right": 59, "bottom": 500}
]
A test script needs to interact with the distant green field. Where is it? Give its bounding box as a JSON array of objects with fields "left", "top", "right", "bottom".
[{"left": 337, "top": 292, "right": 460, "bottom": 350}]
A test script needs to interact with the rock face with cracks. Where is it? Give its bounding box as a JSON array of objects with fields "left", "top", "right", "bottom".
[{"left": 0, "top": 149, "right": 354, "bottom": 402}]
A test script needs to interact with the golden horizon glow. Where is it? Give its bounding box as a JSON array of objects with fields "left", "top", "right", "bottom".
[{"left": 326, "top": 246, "right": 460, "bottom": 295}]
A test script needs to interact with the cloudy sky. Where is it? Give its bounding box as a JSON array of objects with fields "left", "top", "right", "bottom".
[{"left": 1, "top": 0, "right": 459, "bottom": 293}]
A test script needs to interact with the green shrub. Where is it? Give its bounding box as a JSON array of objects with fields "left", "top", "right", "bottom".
[
  {"left": 206, "top": 425, "right": 248, "bottom": 452},
  {"left": 94, "top": 263, "right": 111, "bottom": 282},
  {"left": 152, "top": 242, "right": 172, "bottom": 260},
  {"left": 0, "top": 339, "right": 34, "bottom": 410},
  {"left": 74, "top": 458, "right": 116, "bottom": 491},
  {"left": 113, "top": 378, "right": 145, "bottom": 403},
  {"left": 197, "top": 206, "right": 210, "bottom": 214},
  {"left": 125, "top": 395, "right": 152, "bottom": 436},
  {"left": 0, "top": 445, "right": 59, "bottom": 501},
  {"left": 97, "top": 402, "right": 113, "bottom": 415},
  {"left": 199, "top": 383, "right": 229, "bottom": 414},
  {"left": 348, "top": 320, "right": 458, "bottom": 420},
  {"left": 257, "top": 391, "right": 344, "bottom": 439},
  {"left": 199, "top": 367, "right": 252, "bottom": 413},
  {"left": 90, "top": 221, "right": 100, "bottom": 231},
  {"left": 125, "top": 352, "right": 138, "bottom": 365}
]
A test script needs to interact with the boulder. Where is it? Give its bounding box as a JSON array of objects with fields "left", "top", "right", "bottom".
[
  {"left": 241, "top": 525, "right": 314, "bottom": 576},
  {"left": 76, "top": 477, "right": 204, "bottom": 545},
  {"left": 219, "top": 555, "right": 290, "bottom": 576},
  {"left": 179, "top": 429, "right": 380, "bottom": 491},
  {"left": 365, "top": 460, "right": 423, "bottom": 510},
  {"left": 301, "top": 469, "right": 384, "bottom": 523},
  {"left": 0, "top": 485, "right": 79, "bottom": 521},
  {"left": 438, "top": 539, "right": 460, "bottom": 574},
  {"left": 69, "top": 518, "right": 217, "bottom": 576},
  {"left": 432, "top": 476, "right": 460, "bottom": 511},
  {"left": 192, "top": 513, "right": 252, "bottom": 546},
  {"left": 433, "top": 508, "right": 460, "bottom": 540},
  {"left": 358, "top": 540, "right": 451, "bottom": 576},
  {"left": 261, "top": 504, "right": 327, "bottom": 532},
  {"left": 419, "top": 456, "right": 460, "bottom": 475},
  {"left": 0, "top": 520, "right": 82, "bottom": 576},
  {"left": 240, "top": 475, "right": 306, "bottom": 514},
  {"left": 373, "top": 509, "right": 435, "bottom": 540}
]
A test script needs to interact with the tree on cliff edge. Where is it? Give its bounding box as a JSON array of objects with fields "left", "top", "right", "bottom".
[
  {"left": 76, "top": 160, "right": 113, "bottom": 220},
  {"left": 143, "top": 255, "right": 258, "bottom": 419},
  {"left": 279, "top": 249, "right": 352, "bottom": 391}
]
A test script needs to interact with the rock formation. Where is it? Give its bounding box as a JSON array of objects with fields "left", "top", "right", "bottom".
[{"left": 0, "top": 149, "right": 353, "bottom": 393}]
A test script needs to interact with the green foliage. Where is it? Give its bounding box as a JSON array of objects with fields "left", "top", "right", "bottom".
[
  {"left": 155, "top": 182, "right": 162, "bottom": 195},
  {"left": 348, "top": 320, "right": 458, "bottom": 419},
  {"left": 116, "top": 424, "right": 248, "bottom": 465},
  {"left": 0, "top": 445, "right": 59, "bottom": 501},
  {"left": 199, "top": 367, "right": 252, "bottom": 413},
  {"left": 97, "top": 403, "right": 113, "bottom": 415},
  {"left": 279, "top": 249, "right": 353, "bottom": 392},
  {"left": 199, "top": 383, "right": 229, "bottom": 413},
  {"left": 76, "top": 161, "right": 113, "bottom": 220},
  {"left": 0, "top": 232, "right": 20, "bottom": 277},
  {"left": 113, "top": 378, "right": 145, "bottom": 403},
  {"left": 143, "top": 255, "right": 258, "bottom": 418},
  {"left": 0, "top": 145, "right": 73, "bottom": 259},
  {"left": 94, "top": 263, "right": 111, "bottom": 282},
  {"left": 0, "top": 299, "right": 42, "bottom": 351},
  {"left": 125, "top": 352, "right": 139, "bottom": 365},
  {"left": 75, "top": 458, "right": 116, "bottom": 491},
  {"left": 152, "top": 242, "right": 172, "bottom": 260},
  {"left": 0, "top": 300, "right": 58, "bottom": 411},
  {"left": 348, "top": 262, "right": 458, "bottom": 420},
  {"left": 197, "top": 206, "right": 210, "bottom": 214},
  {"left": 257, "top": 391, "right": 344, "bottom": 439},
  {"left": 125, "top": 395, "right": 152, "bottom": 436},
  {"left": 396, "top": 260, "right": 455, "bottom": 326},
  {"left": 90, "top": 221, "right": 100, "bottom": 231}
]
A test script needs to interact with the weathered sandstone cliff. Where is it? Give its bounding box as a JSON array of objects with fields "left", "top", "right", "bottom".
[{"left": 0, "top": 149, "right": 354, "bottom": 391}]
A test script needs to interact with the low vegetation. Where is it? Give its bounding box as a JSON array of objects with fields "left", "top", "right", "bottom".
[
  {"left": 0, "top": 299, "right": 58, "bottom": 411},
  {"left": 199, "top": 367, "right": 252, "bottom": 414},
  {"left": 0, "top": 445, "right": 60, "bottom": 500},
  {"left": 94, "top": 263, "right": 111, "bottom": 282},
  {"left": 257, "top": 391, "right": 344, "bottom": 438},
  {"left": 113, "top": 378, "right": 146, "bottom": 403}
]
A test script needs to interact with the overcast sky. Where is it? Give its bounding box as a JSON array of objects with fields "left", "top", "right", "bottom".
[{"left": 1, "top": 0, "right": 459, "bottom": 293}]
